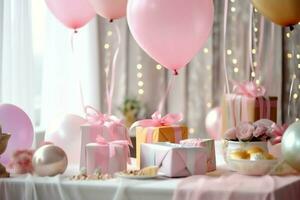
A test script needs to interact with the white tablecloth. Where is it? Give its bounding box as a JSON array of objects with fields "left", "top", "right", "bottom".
[
  {"left": 2, "top": 141, "right": 295, "bottom": 200},
  {"left": 0, "top": 174, "right": 181, "bottom": 200}
]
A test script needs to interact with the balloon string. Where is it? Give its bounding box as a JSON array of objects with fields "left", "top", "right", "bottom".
[
  {"left": 223, "top": 0, "right": 230, "bottom": 94},
  {"left": 288, "top": 75, "right": 295, "bottom": 123},
  {"left": 266, "top": 23, "right": 275, "bottom": 94},
  {"left": 248, "top": 5, "right": 255, "bottom": 81},
  {"left": 70, "top": 29, "right": 77, "bottom": 53},
  {"left": 106, "top": 23, "right": 121, "bottom": 115},
  {"left": 158, "top": 75, "right": 175, "bottom": 114},
  {"left": 257, "top": 15, "right": 265, "bottom": 76},
  {"left": 70, "top": 29, "right": 86, "bottom": 114},
  {"left": 287, "top": 30, "right": 297, "bottom": 123}
]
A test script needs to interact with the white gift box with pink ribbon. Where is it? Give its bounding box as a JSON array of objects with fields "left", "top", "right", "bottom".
[
  {"left": 180, "top": 138, "right": 216, "bottom": 172},
  {"left": 141, "top": 142, "right": 207, "bottom": 177},
  {"left": 80, "top": 106, "right": 131, "bottom": 169},
  {"left": 85, "top": 139, "right": 130, "bottom": 175}
]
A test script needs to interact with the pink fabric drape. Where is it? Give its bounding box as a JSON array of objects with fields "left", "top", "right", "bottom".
[{"left": 173, "top": 173, "right": 300, "bottom": 200}]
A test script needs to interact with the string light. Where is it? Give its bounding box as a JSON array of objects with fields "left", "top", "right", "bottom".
[
  {"left": 253, "top": 61, "right": 257, "bottom": 67},
  {"left": 298, "top": 84, "right": 300, "bottom": 90},
  {"left": 156, "top": 64, "right": 162, "bottom": 70},
  {"left": 136, "top": 61, "right": 144, "bottom": 96},
  {"left": 189, "top": 128, "right": 195, "bottom": 134},
  {"left": 256, "top": 79, "right": 260, "bottom": 85},
  {"left": 296, "top": 118, "right": 300, "bottom": 122},
  {"left": 137, "top": 64, "right": 143, "bottom": 70},
  {"left": 137, "top": 72, "right": 143, "bottom": 78},
  {"left": 298, "top": 64, "right": 300, "bottom": 69},
  {"left": 203, "top": 48, "right": 209, "bottom": 53},
  {"left": 138, "top": 89, "right": 144, "bottom": 95},
  {"left": 251, "top": 71, "right": 256, "bottom": 77},
  {"left": 252, "top": 49, "right": 256, "bottom": 54},
  {"left": 107, "top": 31, "right": 112, "bottom": 37},
  {"left": 232, "top": 58, "right": 238, "bottom": 64},
  {"left": 231, "top": 7, "right": 236, "bottom": 12},
  {"left": 297, "top": 54, "right": 300, "bottom": 59},
  {"left": 206, "top": 102, "right": 212, "bottom": 108},
  {"left": 138, "top": 81, "right": 144, "bottom": 87},
  {"left": 233, "top": 67, "right": 239, "bottom": 73},
  {"left": 104, "top": 43, "right": 110, "bottom": 49},
  {"left": 254, "top": 27, "right": 258, "bottom": 32},
  {"left": 286, "top": 32, "right": 291, "bottom": 38},
  {"left": 227, "top": 49, "right": 232, "bottom": 55},
  {"left": 206, "top": 65, "right": 211, "bottom": 70},
  {"left": 287, "top": 53, "right": 293, "bottom": 59},
  {"left": 293, "top": 93, "right": 298, "bottom": 100}
]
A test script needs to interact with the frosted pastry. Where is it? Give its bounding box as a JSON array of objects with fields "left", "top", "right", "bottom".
[
  {"left": 246, "top": 146, "right": 264, "bottom": 154},
  {"left": 250, "top": 152, "right": 265, "bottom": 161},
  {"left": 230, "top": 150, "right": 250, "bottom": 160},
  {"left": 138, "top": 166, "right": 159, "bottom": 176},
  {"left": 121, "top": 166, "right": 159, "bottom": 176}
]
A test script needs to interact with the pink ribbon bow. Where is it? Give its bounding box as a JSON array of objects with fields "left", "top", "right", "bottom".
[
  {"left": 85, "top": 106, "right": 132, "bottom": 147},
  {"left": 96, "top": 136, "right": 131, "bottom": 164},
  {"left": 232, "top": 81, "right": 266, "bottom": 98},
  {"left": 130, "top": 111, "right": 183, "bottom": 129},
  {"left": 85, "top": 105, "right": 122, "bottom": 125}
]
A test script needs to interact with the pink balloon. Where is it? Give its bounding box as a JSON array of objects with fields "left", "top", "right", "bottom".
[
  {"left": 45, "top": 0, "right": 96, "bottom": 30},
  {"left": 0, "top": 104, "right": 34, "bottom": 166},
  {"left": 205, "top": 107, "right": 222, "bottom": 140},
  {"left": 88, "top": 0, "right": 127, "bottom": 21},
  {"left": 45, "top": 114, "right": 87, "bottom": 166},
  {"left": 127, "top": 0, "right": 214, "bottom": 74}
]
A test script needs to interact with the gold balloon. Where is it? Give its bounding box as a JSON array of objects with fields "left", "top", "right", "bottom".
[
  {"left": 252, "top": 0, "right": 300, "bottom": 26},
  {"left": 32, "top": 144, "right": 68, "bottom": 176}
]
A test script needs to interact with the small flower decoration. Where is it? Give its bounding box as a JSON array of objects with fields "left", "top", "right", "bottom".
[
  {"left": 236, "top": 122, "right": 255, "bottom": 141},
  {"left": 8, "top": 149, "right": 34, "bottom": 174},
  {"left": 224, "top": 119, "right": 288, "bottom": 144}
]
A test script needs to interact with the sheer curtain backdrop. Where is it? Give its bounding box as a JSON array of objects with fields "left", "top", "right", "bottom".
[
  {"left": 1, "top": 0, "right": 299, "bottom": 139},
  {"left": 0, "top": 0, "right": 35, "bottom": 121},
  {"left": 0, "top": 1, "right": 102, "bottom": 132}
]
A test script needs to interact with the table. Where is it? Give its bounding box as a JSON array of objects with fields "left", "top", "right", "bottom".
[
  {"left": 0, "top": 174, "right": 181, "bottom": 200},
  {"left": 1, "top": 142, "right": 300, "bottom": 200}
]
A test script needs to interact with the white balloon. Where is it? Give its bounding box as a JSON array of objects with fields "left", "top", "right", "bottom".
[
  {"left": 45, "top": 114, "right": 86, "bottom": 166},
  {"left": 282, "top": 121, "right": 300, "bottom": 171}
]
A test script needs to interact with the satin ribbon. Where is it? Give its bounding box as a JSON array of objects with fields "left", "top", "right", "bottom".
[
  {"left": 232, "top": 81, "right": 266, "bottom": 98},
  {"left": 131, "top": 111, "right": 183, "bottom": 143},
  {"left": 130, "top": 111, "right": 183, "bottom": 129},
  {"left": 85, "top": 105, "right": 132, "bottom": 147},
  {"left": 96, "top": 136, "right": 131, "bottom": 164}
]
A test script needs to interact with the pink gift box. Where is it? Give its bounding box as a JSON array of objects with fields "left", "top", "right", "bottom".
[
  {"left": 85, "top": 141, "right": 128, "bottom": 175},
  {"left": 180, "top": 138, "right": 216, "bottom": 172},
  {"left": 80, "top": 123, "right": 130, "bottom": 169},
  {"left": 141, "top": 143, "right": 207, "bottom": 177}
]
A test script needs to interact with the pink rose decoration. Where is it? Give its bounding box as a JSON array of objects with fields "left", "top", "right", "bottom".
[
  {"left": 236, "top": 122, "right": 254, "bottom": 141},
  {"left": 253, "top": 125, "right": 268, "bottom": 138},
  {"left": 269, "top": 124, "right": 288, "bottom": 145},
  {"left": 224, "top": 127, "right": 237, "bottom": 140},
  {"left": 8, "top": 149, "right": 34, "bottom": 174}
]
